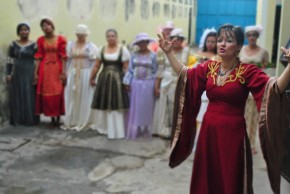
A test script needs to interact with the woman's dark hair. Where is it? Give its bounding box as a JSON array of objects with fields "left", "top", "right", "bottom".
[
  {"left": 202, "top": 31, "right": 217, "bottom": 54},
  {"left": 17, "top": 23, "right": 30, "bottom": 35},
  {"left": 106, "top": 29, "right": 118, "bottom": 37},
  {"left": 217, "top": 24, "right": 244, "bottom": 47},
  {"left": 40, "top": 18, "right": 55, "bottom": 30}
]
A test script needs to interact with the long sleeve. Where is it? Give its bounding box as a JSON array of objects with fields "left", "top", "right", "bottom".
[
  {"left": 58, "top": 35, "right": 67, "bottom": 60},
  {"left": 88, "top": 42, "right": 98, "bottom": 61},
  {"left": 259, "top": 78, "right": 289, "bottom": 194},
  {"left": 169, "top": 61, "right": 209, "bottom": 168},
  {"left": 151, "top": 52, "right": 158, "bottom": 77},
  {"left": 6, "top": 42, "right": 14, "bottom": 76},
  {"left": 156, "top": 49, "right": 165, "bottom": 78},
  {"left": 65, "top": 41, "right": 73, "bottom": 71},
  {"left": 122, "top": 54, "right": 134, "bottom": 85},
  {"left": 244, "top": 64, "right": 270, "bottom": 111},
  {"left": 34, "top": 37, "right": 44, "bottom": 60}
]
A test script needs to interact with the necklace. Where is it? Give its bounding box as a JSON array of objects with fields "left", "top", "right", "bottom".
[{"left": 218, "top": 64, "right": 235, "bottom": 76}]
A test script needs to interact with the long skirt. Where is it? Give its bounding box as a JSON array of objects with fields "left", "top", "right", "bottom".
[
  {"left": 126, "top": 79, "right": 155, "bottom": 139},
  {"left": 62, "top": 67, "right": 95, "bottom": 131},
  {"left": 90, "top": 110, "right": 127, "bottom": 139}
]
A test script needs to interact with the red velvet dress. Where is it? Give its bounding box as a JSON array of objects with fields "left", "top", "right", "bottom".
[
  {"left": 34, "top": 35, "right": 67, "bottom": 116},
  {"left": 170, "top": 60, "right": 270, "bottom": 194}
]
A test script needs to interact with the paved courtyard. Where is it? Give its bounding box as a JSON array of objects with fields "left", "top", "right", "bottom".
[{"left": 0, "top": 120, "right": 288, "bottom": 194}]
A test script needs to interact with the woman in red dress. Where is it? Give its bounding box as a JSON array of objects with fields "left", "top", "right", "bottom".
[
  {"left": 34, "top": 18, "right": 67, "bottom": 127},
  {"left": 158, "top": 24, "right": 290, "bottom": 194}
]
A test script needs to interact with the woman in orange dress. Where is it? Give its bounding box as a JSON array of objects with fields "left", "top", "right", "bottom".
[{"left": 34, "top": 18, "right": 67, "bottom": 127}]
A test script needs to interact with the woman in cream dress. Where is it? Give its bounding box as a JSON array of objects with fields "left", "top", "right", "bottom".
[
  {"left": 62, "top": 24, "right": 98, "bottom": 131},
  {"left": 239, "top": 25, "right": 269, "bottom": 154},
  {"left": 153, "top": 28, "right": 189, "bottom": 138}
]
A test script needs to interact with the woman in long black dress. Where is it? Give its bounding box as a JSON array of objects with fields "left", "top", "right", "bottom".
[{"left": 5, "top": 22, "right": 39, "bottom": 126}]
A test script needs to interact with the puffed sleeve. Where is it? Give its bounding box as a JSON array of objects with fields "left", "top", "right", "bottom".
[
  {"left": 34, "top": 36, "right": 44, "bottom": 60},
  {"left": 244, "top": 64, "right": 270, "bottom": 111},
  {"left": 96, "top": 46, "right": 103, "bottom": 60},
  {"left": 88, "top": 42, "right": 98, "bottom": 60},
  {"left": 122, "top": 53, "right": 134, "bottom": 85},
  {"left": 58, "top": 35, "right": 67, "bottom": 60},
  {"left": 66, "top": 41, "right": 73, "bottom": 59},
  {"left": 151, "top": 52, "right": 158, "bottom": 76},
  {"left": 65, "top": 41, "right": 73, "bottom": 71},
  {"left": 121, "top": 46, "right": 130, "bottom": 62},
  {"left": 6, "top": 42, "right": 14, "bottom": 76}
]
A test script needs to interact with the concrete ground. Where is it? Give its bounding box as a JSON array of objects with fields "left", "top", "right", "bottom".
[{"left": 0, "top": 120, "right": 289, "bottom": 194}]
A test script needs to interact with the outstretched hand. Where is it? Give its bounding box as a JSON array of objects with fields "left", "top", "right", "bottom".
[
  {"left": 281, "top": 47, "right": 290, "bottom": 63},
  {"left": 157, "top": 32, "right": 177, "bottom": 54}
]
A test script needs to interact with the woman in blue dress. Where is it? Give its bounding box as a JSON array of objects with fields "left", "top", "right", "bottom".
[{"left": 5, "top": 22, "right": 39, "bottom": 126}]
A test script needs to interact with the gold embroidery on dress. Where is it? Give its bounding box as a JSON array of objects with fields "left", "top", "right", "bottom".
[
  {"left": 206, "top": 62, "right": 248, "bottom": 86},
  {"left": 206, "top": 61, "right": 220, "bottom": 85},
  {"left": 220, "top": 64, "right": 248, "bottom": 86}
]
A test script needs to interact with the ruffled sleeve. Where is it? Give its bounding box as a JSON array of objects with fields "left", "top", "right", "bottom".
[
  {"left": 121, "top": 46, "right": 130, "bottom": 62},
  {"left": 58, "top": 35, "right": 67, "bottom": 60},
  {"left": 65, "top": 41, "right": 74, "bottom": 71},
  {"left": 122, "top": 53, "right": 134, "bottom": 85},
  {"left": 151, "top": 52, "right": 158, "bottom": 76},
  {"left": 34, "top": 36, "right": 44, "bottom": 60},
  {"left": 88, "top": 42, "right": 98, "bottom": 60},
  {"left": 96, "top": 46, "right": 103, "bottom": 60},
  {"left": 66, "top": 41, "right": 73, "bottom": 59}
]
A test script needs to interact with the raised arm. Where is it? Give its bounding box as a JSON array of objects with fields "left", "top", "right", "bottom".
[
  {"left": 277, "top": 47, "right": 290, "bottom": 92},
  {"left": 157, "top": 32, "right": 186, "bottom": 74}
]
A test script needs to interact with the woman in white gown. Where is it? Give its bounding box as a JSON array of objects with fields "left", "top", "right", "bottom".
[
  {"left": 62, "top": 24, "right": 98, "bottom": 131},
  {"left": 153, "top": 28, "right": 189, "bottom": 138}
]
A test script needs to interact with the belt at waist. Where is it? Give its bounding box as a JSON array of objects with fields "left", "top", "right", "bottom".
[
  {"left": 206, "top": 102, "right": 244, "bottom": 116},
  {"left": 103, "top": 65, "right": 122, "bottom": 71}
]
